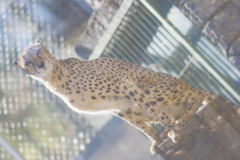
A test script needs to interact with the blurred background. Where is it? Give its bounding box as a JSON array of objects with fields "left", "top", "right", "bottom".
[{"left": 0, "top": 0, "right": 239, "bottom": 160}]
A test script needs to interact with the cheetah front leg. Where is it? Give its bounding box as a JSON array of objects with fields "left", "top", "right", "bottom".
[{"left": 111, "top": 110, "right": 161, "bottom": 156}]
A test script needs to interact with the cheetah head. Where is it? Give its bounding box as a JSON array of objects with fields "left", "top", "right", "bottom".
[{"left": 13, "top": 38, "right": 57, "bottom": 79}]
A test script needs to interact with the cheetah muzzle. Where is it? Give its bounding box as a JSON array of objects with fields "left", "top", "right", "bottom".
[{"left": 14, "top": 38, "right": 217, "bottom": 156}]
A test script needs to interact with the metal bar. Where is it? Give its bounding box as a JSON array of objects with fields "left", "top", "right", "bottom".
[
  {"left": 118, "top": 23, "right": 157, "bottom": 64},
  {"left": 197, "top": 38, "right": 240, "bottom": 79},
  {"left": 132, "top": 7, "right": 199, "bottom": 76},
  {"left": 133, "top": 6, "right": 211, "bottom": 91},
  {"left": 112, "top": 35, "right": 143, "bottom": 64},
  {"left": 136, "top": 3, "right": 222, "bottom": 90},
  {"left": 90, "top": 0, "right": 135, "bottom": 60},
  {"left": 178, "top": 56, "right": 196, "bottom": 78},
  {"left": 0, "top": 135, "right": 25, "bottom": 160},
  {"left": 113, "top": 34, "right": 149, "bottom": 64},
  {"left": 122, "top": 22, "right": 178, "bottom": 74},
  {"left": 123, "top": 12, "right": 180, "bottom": 73},
  {"left": 139, "top": 1, "right": 237, "bottom": 103},
  {"left": 140, "top": 0, "right": 240, "bottom": 103}
]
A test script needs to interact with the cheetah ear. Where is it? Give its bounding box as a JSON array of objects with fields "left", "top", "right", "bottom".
[{"left": 34, "top": 38, "right": 43, "bottom": 45}]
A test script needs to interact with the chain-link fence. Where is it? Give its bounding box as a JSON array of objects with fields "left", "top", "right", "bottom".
[{"left": 0, "top": 0, "right": 112, "bottom": 159}]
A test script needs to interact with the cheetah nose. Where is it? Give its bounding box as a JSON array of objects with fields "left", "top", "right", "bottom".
[
  {"left": 38, "top": 62, "right": 45, "bottom": 68},
  {"left": 13, "top": 59, "right": 19, "bottom": 66}
]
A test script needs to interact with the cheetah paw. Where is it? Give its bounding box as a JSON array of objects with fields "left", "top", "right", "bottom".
[
  {"left": 168, "top": 129, "right": 181, "bottom": 143},
  {"left": 160, "top": 130, "right": 169, "bottom": 141},
  {"left": 150, "top": 140, "right": 161, "bottom": 156}
]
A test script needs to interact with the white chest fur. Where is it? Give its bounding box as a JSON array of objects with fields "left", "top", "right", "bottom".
[{"left": 53, "top": 89, "right": 133, "bottom": 114}]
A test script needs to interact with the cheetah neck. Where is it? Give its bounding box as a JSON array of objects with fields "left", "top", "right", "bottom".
[{"left": 40, "top": 60, "right": 64, "bottom": 89}]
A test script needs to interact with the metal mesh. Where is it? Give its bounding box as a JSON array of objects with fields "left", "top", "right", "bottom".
[{"left": 0, "top": 0, "right": 109, "bottom": 160}]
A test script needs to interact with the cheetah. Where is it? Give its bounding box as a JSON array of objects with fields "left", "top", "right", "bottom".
[{"left": 14, "top": 38, "right": 217, "bottom": 155}]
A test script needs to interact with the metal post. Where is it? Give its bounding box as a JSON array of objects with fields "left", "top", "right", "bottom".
[{"left": 0, "top": 135, "right": 25, "bottom": 160}]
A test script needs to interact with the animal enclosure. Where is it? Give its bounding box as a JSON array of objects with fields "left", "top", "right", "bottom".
[{"left": 0, "top": 0, "right": 239, "bottom": 160}]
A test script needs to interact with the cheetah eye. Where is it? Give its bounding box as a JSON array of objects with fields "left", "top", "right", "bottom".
[
  {"left": 25, "top": 61, "right": 31, "bottom": 66},
  {"left": 36, "top": 49, "right": 41, "bottom": 56},
  {"left": 38, "top": 62, "right": 45, "bottom": 68}
]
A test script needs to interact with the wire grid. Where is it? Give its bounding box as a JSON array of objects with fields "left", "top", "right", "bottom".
[
  {"left": 0, "top": 145, "right": 13, "bottom": 160},
  {"left": 100, "top": 0, "right": 240, "bottom": 105},
  {"left": 0, "top": 0, "right": 98, "bottom": 160}
]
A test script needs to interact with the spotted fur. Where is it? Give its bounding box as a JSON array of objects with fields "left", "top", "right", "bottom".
[{"left": 14, "top": 38, "right": 217, "bottom": 155}]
